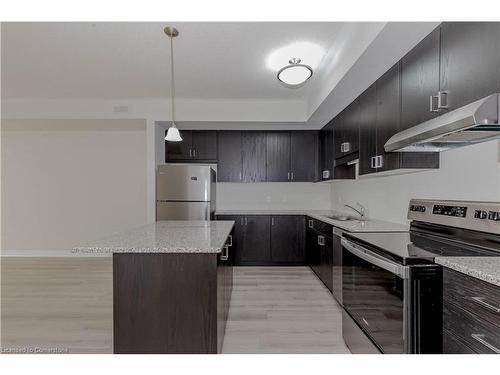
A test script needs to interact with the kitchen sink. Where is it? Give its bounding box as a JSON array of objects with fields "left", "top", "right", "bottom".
[{"left": 324, "top": 215, "right": 361, "bottom": 221}]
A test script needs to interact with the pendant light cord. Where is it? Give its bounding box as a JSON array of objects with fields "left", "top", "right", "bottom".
[{"left": 169, "top": 33, "right": 176, "bottom": 126}]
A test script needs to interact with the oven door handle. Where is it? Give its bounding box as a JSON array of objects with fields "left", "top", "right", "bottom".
[{"left": 341, "top": 238, "right": 407, "bottom": 279}]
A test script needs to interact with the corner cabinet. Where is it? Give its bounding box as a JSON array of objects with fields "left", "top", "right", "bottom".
[
  {"left": 216, "top": 215, "right": 306, "bottom": 266},
  {"left": 166, "top": 130, "right": 217, "bottom": 162}
]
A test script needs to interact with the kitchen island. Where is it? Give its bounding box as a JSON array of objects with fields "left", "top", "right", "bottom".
[{"left": 74, "top": 220, "right": 235, "bottom": 354}]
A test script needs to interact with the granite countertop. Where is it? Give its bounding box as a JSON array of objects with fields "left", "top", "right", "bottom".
[
  {"left": 435, "top": 257, "right": 500, "bottom": 287},
  {"left": 73, "top": 220, "right": 234, "bottom": 255},
  {"left": 215, "top": 209, "right": 408, "bottom": 233}
]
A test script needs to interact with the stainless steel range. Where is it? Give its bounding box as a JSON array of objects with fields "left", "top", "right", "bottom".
[{"left": 341, "top": 199, "right": 500, "bottom": 354}]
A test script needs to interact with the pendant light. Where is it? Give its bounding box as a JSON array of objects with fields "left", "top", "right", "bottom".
[{"left": 164, "top": 26, "right": 182, "bottom": 142}]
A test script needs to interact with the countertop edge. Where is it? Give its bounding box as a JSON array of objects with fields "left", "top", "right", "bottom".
[
  {"left": 215, "top": 210, "right": 408, "bottom": 233},
  {"left": 435, "top": 257, "right": 500, "bottom": 287}
]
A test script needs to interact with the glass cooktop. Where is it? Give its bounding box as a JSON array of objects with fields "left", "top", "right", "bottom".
[{"left": 344, "top": 230, "right": 500, "bottom": 265}]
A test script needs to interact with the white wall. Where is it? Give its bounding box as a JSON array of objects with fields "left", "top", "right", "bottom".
[
  {"left": 1, "top": 119, "right": 147, "bottom": 254},
  {"left": 330, "top": 141, "right": 500, "bottom": 225},
  {"left": 217, "top": 182, "right": 331, "bottom": 211}
]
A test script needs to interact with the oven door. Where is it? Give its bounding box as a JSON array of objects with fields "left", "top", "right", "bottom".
[{"left": 341, "top": 238, "right": 408, "bottom": 354}]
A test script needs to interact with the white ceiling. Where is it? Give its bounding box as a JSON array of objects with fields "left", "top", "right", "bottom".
[
  {"left": 1, "top": 22, "right": 439, "bottom": 127},
  {"left": 2, "top": 22, "right": 352, "bottom": 100}
]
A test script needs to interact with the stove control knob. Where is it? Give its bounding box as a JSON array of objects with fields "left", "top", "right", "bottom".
[
  {"left": 488, "top": 211, "right": 500, "bottom": 221},
  {"left": 475, "top": 210, "right": 488, "bottom": 219},
  {"left": 418, "top": 206, "right": 426, "bottom": 213}
]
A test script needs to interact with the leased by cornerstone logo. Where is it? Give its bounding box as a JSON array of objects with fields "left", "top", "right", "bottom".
[{"left": 1, "top": 346, "right": 69, "bottom": 354}]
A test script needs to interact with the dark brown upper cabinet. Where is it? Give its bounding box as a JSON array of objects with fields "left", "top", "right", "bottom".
[
  {"left": 165, "top": 130, "right": 217, "bottom": 162},
  {"left": 165, "top": 130, "right": 193, "bottom": 161},
  {"left": 401, "top": 25, "right": 441, "bottom": 130},
  {"left": 266, "top": 131, "right": 291, "bottom": 182},
  {"left": 334, "top": 100, "right": 359, "bottom": 159},
  {"left": 440, "top": 22, "right": 500, "bottom": 112},
  {"left": 319, "top": 121, "right": 334, "bottom": 180},
  {"left": 217, "top": 131, "right": 242, "bottom": 182},
  {"left": 375, "top": 63, "right": 402, "bottom": 173},
  {"left": 191, "top": 131, "right": 217, "bottom": 160},
  {"left": 358, "top": 83, "right": 378, "bottom": 176},
  {"left": 290, "top": 131, "right": 319, "bottom": 182},
  {"left": 242, "top": 132, "right": 267, "bottom": 182}
]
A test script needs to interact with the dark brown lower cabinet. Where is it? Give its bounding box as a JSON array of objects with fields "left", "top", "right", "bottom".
[
  {"left": 113, "top": 244, "right": 232, "bottom": 354},
  {"left": 216, "top": 215, "right": 307, "bottom": 266},
  {"left": 306, "top": 218, "right": 333, "bottom": 293},
  {"left": 270, "top": 215, "right": 306, "bottom": 264},
  {"left": 443, "top": 268, "right": 500, "bottom": 354}
]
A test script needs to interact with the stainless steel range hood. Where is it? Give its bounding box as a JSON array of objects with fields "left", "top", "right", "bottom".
[{"left": 385, "top": 93, "right": 500, "bottom": 152}]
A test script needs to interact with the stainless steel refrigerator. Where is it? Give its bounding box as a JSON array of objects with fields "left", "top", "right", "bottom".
[{"left": 156, "top": 164, "right": 216, "bottom": 220}]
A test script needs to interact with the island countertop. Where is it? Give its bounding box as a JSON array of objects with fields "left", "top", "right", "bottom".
[{"left": 73, "top": 220, "right": 234, "bottom": 255}]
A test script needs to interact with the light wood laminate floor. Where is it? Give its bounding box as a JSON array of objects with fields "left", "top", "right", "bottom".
[
  {"left": 222, "top": 267, "right": 350, "bottom": 354},
  {"left": 1, "top": 259, "right": 349, "bottom": 354}
]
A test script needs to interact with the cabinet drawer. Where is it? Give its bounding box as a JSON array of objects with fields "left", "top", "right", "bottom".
[
  {"left": 444, "top": 298, "right": 500, "bottom": 354},
  {"left": 444, "top": 268, "right": 500, "bottom": 327},
  {"left": 307, "top": 217, "right": 332, "bottom": 238},
  {"left": 443, "top": 329, "right": 476, "bottom": 354}
]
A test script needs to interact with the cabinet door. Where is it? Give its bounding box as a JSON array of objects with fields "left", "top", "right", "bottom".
[
  {"left": 401, "top": 26, "right": 441, "bottom": 130},
  {"left": 320, "top": 121, "right": 334, "bottom": 180},
  {"left": 358, "top": 84, "right": 378, "bottom": 176},
  {"left": 217, "top": 215, "right": 244, "bottom": 266},
  {"left": 331, "top": 232, "right": 342, "bottom": 304},
  {"left": 376, "top": 63, "right": 401, "bottom": 172},
  {"left": 309, "top": 231, "right": 321, "bottom": 278},
  {"left": 343, "top": 100, "right": 360, "bottom": 155},
  {"left": 318, "top": 235, "right": 333, "bottom": 292},
  {"left": 217, "top": 131, "right": 242, "bottom": 182},
  {"left": 192, "top": 131, "right": 217, "bottom": 161},
  {"left": 440, "top": 22, "right": 500, "bottom": 111},
  {"left": 270, "top": 216, "right": 306, "bottom": 264},
  {"left": 290, "top": 131, "right": 318, "bottom": 182},
  {"left": 266, "top": 132, "right": 290, "bottom": 182},
  {"left": 242, "top": 132, "right": 267, "bottom": 182},
  {"left": 240, "top": 215, "right": 271, "bottom": 264},
  {"left": 333, "top": 114, "right": 345, "bottom": 159},
  {"left": 165, "top": 130, "right": 192, "bottom": 161}
]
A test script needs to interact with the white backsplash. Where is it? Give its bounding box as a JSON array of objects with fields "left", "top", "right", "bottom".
[
  {"left": 216, "top": 182, "right": 332, "bottom": 211},
  {"left": 330, "top": 140, "right": 500, "bottom": 225}
]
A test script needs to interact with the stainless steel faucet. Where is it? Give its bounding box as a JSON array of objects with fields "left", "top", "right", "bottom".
[{"left": 344, "top": 203, "right": 366, "bottom": 219}]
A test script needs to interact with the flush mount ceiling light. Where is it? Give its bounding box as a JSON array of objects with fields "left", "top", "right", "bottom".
[
  {"left": 164, "top": 26, "right": 182, "bottom": 142},
  {"left": 277, "top": 58, "right": 313, "bottom": 88}
]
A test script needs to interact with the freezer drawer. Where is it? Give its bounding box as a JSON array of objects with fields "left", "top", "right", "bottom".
[{"left": 156, "top": 201, "right": 212, "bottom": 220}]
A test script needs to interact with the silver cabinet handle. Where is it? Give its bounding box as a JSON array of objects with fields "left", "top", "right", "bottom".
[
  {"left": 221, "top": 245, "right": 229, "bottom": 261},
  {"left": 271, "top": 217, "right": 274, "bottom": 226},
  {"left": 239, "top": 171, "right": 242, "bottom": 181},
  {"left": 318, "top": 235, "right": 325, "bottom": 246},
  {"left": 377, "top": 155, "right": 383, "bottom": 168},
  {"left": 287, "top": 172, "right": 290, "bottom": 180},
  {"left": 342, "top": 142, "right": 351, "bottom": 153},
  {"left": 371, "top": 157, "right": 375, "bottom": 169},
  {"left": 437, "top": 91, "right": 449, "bottom": 110},
  {"left": 227, "top": 234, "right": 233, "bottom": 247},
  {"left": 245, "top": 217, "right": 248, "bottom": 225},
  {"left": 308, "top": 219, "right": 313, "bottom": 228},
  {"left": 429, "top": 95, "right": 439, "bottom": 113},
  {"left": 471, "top": 334, "right": 500, "bottom": 354},
  {"left": 290, "top": 172, "right": 294, "bottom": 181},
  {"left": 471, "top": 296, "right": 500, "bottom": 314},
  {"left": 193, "top": 149, "right": 196, "bottom": 157}
]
